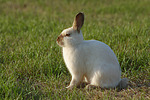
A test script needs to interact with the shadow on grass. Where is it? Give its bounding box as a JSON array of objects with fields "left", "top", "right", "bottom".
[{"left": 75, "top": 80, "right": 150, "bottom": 92}]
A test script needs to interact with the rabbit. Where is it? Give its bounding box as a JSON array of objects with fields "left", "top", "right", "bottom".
[{"left": 57, "top": 12, "right": 129, "bottom": 89}]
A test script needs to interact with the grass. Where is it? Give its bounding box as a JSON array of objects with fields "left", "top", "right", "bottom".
[{"left": 0, "top": 0, "right": 149, "bottom": 99}]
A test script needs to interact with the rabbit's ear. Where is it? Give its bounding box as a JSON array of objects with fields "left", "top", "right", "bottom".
[{"left": 73, "top": 12, "right": 84, "bottom": 33}]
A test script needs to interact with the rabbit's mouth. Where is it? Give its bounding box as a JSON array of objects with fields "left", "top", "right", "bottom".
[
  {"left": 57, "top": 40, "right": 64, "bottom": 47},
  {"left": 57, "top": 35, "right": 64, "bottom": 47}
]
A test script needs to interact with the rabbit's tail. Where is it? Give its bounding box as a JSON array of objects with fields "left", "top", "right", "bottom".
[{"left": 117, "top": 78, "right": 129, "bottom": 90}]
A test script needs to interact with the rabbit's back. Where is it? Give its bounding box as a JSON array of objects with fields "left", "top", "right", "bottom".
[{"left": 82, "top": 40, "right": 119, "bottom": 67}]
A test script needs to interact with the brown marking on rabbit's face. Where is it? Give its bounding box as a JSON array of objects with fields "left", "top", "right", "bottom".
[
  {"left": 57, "top": 34, "right": 64, "bottom": 46},
  {"left": 57, "top": 24, "right": 84, "bottom": 47},
  {"left": 57, "top": 27, "right": 74, "bottom": 47}
]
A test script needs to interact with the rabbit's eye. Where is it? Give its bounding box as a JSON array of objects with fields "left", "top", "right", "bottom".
[{"left": 65, "top": 33, "right": 71, "bottom": 37}]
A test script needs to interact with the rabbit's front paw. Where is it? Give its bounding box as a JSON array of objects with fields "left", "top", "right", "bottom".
[{"left": 66, "top": 85, "right": 74, "bottom": 89}]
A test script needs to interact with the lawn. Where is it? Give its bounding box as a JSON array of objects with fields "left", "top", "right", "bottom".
[{"left": 0, "top": 0, "right": 149, "bottom": 99}]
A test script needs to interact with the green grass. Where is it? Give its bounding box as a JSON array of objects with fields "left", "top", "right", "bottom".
[{"left": 0, "top": 0, "right": 149, "bottom": 99}]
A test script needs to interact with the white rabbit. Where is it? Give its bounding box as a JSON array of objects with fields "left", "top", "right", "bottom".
[{"left": 57, "top": 12, "right": 128, "bottom": 89}]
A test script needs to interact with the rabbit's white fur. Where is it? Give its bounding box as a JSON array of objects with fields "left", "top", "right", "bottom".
[{"left": 57, "top": 13, "right": 128, "bottom": 89}]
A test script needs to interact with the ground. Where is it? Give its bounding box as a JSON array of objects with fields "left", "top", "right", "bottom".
[{"left": 0, "top": 0, "right": 149, "bottom": 99}]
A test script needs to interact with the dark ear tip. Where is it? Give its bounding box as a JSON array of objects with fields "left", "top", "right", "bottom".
[{"left": 76, "top": 12, "right": 84, "bottom": 17}]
